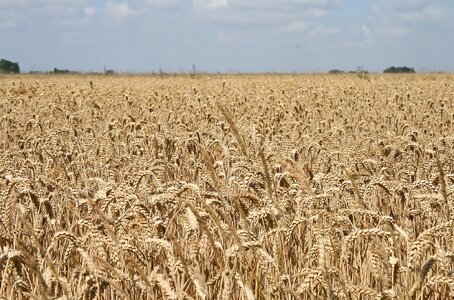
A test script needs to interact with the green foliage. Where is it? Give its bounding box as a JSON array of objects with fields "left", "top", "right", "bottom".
[
  {"left": 54, "top": 68, "right": 71, "bottom": 74},
  {"left": 383, "top": 66, "right": 415, "bottom": 73},
  {"left": 328, "top": 69, "right": 345, "bottom": 74},
  {"left": 356, "top": 66, "right": 370, "bottom": 81},
  {"left": 0, "top": 59, "right": 20, "bottom": 73}
]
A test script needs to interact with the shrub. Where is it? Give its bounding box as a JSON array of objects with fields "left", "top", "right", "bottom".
[
  {"left": 0, "top": 59, "right": 20, "bottom": 73},
  {"left": 328, "top": 69, "right": 345, "bottom": 74}
]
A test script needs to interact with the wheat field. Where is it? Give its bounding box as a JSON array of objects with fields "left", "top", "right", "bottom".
[{"left": 0, "top": 74, "right": 453, "bottom": 299}]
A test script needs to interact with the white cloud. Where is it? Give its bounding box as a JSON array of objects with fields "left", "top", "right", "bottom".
[
  {"left": 0, "top": 19, "right": 16, "bottom": 29},
  {"left": 194, "top": 0, "right": 228, "bottom": 10},
  {"left": 308, "top": 25, "right": 339, "bottom": 37},
  {"left": 295, "top": 0, "right": 340, "bottom": 5},
  {"left": 283, "top": 21, "right": 307, "bottom": 32},
  {"left": 106, "top": 2, "right": 136, "bottom": 18},
  {"left": 192, "top": 0, "right": 338, "bottom": 26},
  {"left": 217, "top": 29, "right": 242, "bottom": 43},
  {"left": 0, "top": 0, "right": 28, "bottom": 7},
  {"left": 84, "top": 7, "right": 96, "bottom": 17},
  {"left": 375, "top": 26, "right": 410, "bottom": 37},
  {"left": 0, "top": 0, "right": 97, "bottom": 31},
  {"left": 371, "top": 1, "right": 447, "bottom": 23},
  {"left": 307, "top": 8, "right": 328, "bottom": 17},
  {"left": 340, "top": 38, "right": 374, "bottom": 49},
  {"left": 400, "top": 5, "right": 446, "bottom": 22},
  {"left": 361, "top": 24, "right": 371, "bottom": 37},
  {"left": 367, "top": 1, "right": 445, "bottom": 43},
  {"left": 145, "top": 0, "right": 184, "bottom": 7},
  {"left": 227, "top": 0, "right": 339, "bottom": 10}
]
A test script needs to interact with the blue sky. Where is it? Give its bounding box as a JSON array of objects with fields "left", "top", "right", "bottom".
[{"left": 0, "top": 0, "right": 452, "bottom": 73}]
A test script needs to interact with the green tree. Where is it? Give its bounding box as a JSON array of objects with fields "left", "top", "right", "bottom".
[
  {"left": 383, "top": 66, "right": 415, "bottom": 73},
  {"left": 328, "top": 69, "right": 345, "bottom": 74},
  {"left": 54, "top": 68, "right": 70, "bottom": 74},
  {"left": 0, "top": 59, "right": 20, "bottom": 73}
]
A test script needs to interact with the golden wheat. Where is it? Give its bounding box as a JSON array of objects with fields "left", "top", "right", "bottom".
[{"left": 0, "top": 73, "right": 453, "bottom": 299}]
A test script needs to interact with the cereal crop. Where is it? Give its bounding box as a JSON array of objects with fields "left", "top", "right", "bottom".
[{"left": 0, "top": 74, "right": 453, "bottom": 299}]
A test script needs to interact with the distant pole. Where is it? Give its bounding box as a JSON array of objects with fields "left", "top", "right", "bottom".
[{"left": 191, "top": 64, "right": 196, "bottom": 78}]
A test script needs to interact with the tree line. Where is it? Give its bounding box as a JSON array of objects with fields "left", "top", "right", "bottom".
[
  {"left": 0, "top": 59, "right": 420, "bottom": 75},
  {"left": 383, "top": 66, "right": 415, "bottom": 73},
  {"left": 329, "top": 66, "right": 416, "bottom": 74}
]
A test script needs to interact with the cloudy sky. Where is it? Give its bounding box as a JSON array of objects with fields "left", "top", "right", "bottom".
[{"left": 0, "top": 0, "right": 452, "bottom": 73}]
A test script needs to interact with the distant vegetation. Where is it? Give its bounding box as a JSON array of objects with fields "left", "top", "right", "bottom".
[
  {"left": 330, "top": 66, "right": 418, "bottom": 75},
  {"left": 328, "top": 69, "right": 345, "bottom": 74},
  {"left": 328, "top": 67, "right": 369, "bottom": 76},
  {"left": 0, "top": 59, "right": 20, "bottom": 73},
  {"left": 54, "top": 68, "right": 79, "bottom": 74},
  {"left": 384, "top": 66, "right": 415, "bottom": 73},
  {"left": 0, "top": 59, "right": 418, "bottom": 76}
]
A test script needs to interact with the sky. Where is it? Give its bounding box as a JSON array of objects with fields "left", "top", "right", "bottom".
[{"left": 0, "top": 0, "right": 453, "bottom": 73}]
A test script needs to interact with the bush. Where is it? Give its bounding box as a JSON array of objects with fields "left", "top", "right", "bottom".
[
  {"left": 383, "top": 66, "right": 415, "bottom": 73},
  {"left": 0, "top": 59, "right": 20, "bottom": 73},
  {"left": 54, "top": 68, "right": 70, "bottom": 74},
  {"left": 328, "top": 69, "right": 345, "bottom": 74}
]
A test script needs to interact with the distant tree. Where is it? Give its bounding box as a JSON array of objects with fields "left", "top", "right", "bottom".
[
  {"left": 328, "top": 69, "right": 345, "bottom": 74},
  {"left": 383, "top": 66, "right": 415, "bottom": 73},
  {"left": 54, "top": 68, "right": 71, "bottom": 74},
  {"left": 348, "top": 66, "right": 369, "bottom": 74},
  {"left": 0, "top": 59, "right": 20, "bottom": 73},
  {"left": 103, "top": 65, "right": 115, "bottom": 75}
]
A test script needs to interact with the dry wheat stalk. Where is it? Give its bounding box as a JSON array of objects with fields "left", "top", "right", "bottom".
[{"left": 0, "top": 74, "right": 453, "bottom": 299}]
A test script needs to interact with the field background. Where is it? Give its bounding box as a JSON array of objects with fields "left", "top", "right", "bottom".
[{"left": 0, "top": 74, "right": 453, "bottom": 299}]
